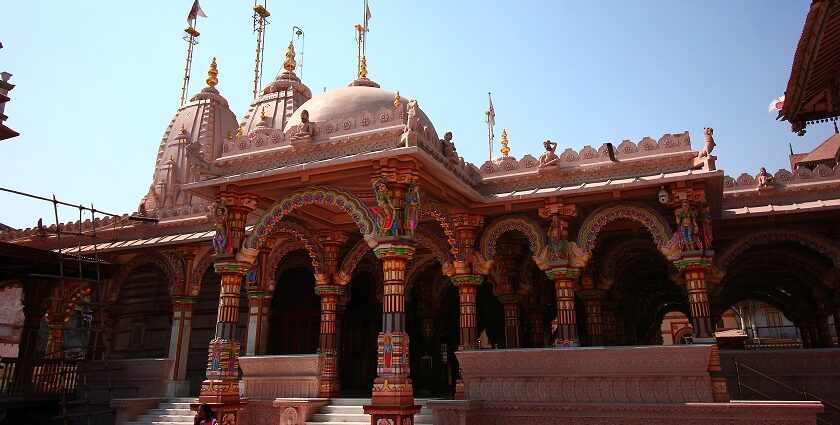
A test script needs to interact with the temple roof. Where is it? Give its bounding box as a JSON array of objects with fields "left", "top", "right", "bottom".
[{"left": 795, "top": 132, "right": 840, "bottom": 165}]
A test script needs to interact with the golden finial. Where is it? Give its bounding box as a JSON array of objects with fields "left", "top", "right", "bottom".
[
  {"left": 283, "top": 41, "right": 297, "bottom": 73},
  {"left": 394, "top": 91, "right": 402, "bottom": 109},
  {"left": 179, "top": 124, "right": 186, "bottom": 134},
  {"left": 359, "top": 56, "right": 368, "bottom": 79},
  {"left": 235, "top": 125, "right": 244, "bottom": 138},
  {"left": 260, "top": 106, "right": 266, "bottom": 119},
  {"left": 500, "top": 129, "right": 510, "bottom": 156},
  {"left": 206, "top": 57, "right": 218, "bottom": 88}
]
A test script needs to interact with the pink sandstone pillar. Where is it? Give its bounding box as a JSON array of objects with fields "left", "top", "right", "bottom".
[{"left": 546, "top": 266, "right": 580, "bottom": 347}]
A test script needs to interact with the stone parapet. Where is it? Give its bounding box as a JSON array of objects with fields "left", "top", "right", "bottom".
[{"left": 239, "top": 354, "right": 322, "bottom": 399}]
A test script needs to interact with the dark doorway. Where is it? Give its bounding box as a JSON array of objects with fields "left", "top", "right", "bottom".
[
  {"left": 339, "top": 271, "right": 380, "bottom": 395},
  {"left": 268, "top": 267, "right": 319, "bottom": 354}
]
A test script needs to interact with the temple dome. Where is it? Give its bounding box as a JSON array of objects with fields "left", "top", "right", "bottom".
[{"left": 283, "top": 85, "right": 438, "bottom": 140}]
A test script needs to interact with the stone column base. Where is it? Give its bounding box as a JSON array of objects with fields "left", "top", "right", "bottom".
[{"left": 363, "top": 404, "right": 421, "bottom": 425}]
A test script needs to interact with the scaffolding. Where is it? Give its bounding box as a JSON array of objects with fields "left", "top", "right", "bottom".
[{"left": 0, "top": 187, "right": 155, "bottom": 424}]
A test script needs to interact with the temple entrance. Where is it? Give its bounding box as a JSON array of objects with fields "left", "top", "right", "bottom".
[
  {"left": 407, "top": 265, "right": 460, "bottom": 397},
  {"left": 339, "top": 271, "right": 380, "bottom": 394},
  {"left": 268, "top": 265, "right": 319, "bottom": 354}
]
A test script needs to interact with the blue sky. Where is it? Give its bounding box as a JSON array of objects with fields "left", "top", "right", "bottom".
[{"left": 0, "top": 1, "right": 827, "bottom": 228}]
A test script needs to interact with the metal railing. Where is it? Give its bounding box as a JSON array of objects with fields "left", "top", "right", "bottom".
[
  {"left": 0, "top": 357, "right": 78, "bottom": 397},
  {"left": 734, "top": 358, "right": 838, "bottom": 425}
]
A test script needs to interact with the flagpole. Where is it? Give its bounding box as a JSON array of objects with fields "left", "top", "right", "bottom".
[
  {"left": 486, "top": 92, "right": 494, "bottom": 162},
  {"left": 181, "top": 20, "right": 200, "bottom": 106}
]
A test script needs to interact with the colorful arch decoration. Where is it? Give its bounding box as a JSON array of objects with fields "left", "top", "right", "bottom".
[
  {"left": 266, "top": 240, "right": 309, "bottom": 291},
  {"left": 717, "top": 228, "right": 840, "bottom": 270},
  {"left": 416, "top": 226, "right": 454, "bottom": 269},
  {"left": 479, "top": 215, "right": 546, "bottom": 260},
  {"left": 188, "top": 250, "right": 217, "bottom": 297},
  {"left": 110, "top": 252, "right": 183, "bottom": 301},
  {"left": 261, "top": 221, "right": 326, "bottom": 275},
  {"left": 577, "top": 202, "right": 672, "bottom": 252},
  {"left": 245, "top": 186, "right": 375, "bottom": 250},
  {"left": 337, "top": 238, "right": 374, "bottom": 286},
  {"left": 420, "top": 198, "right": 462, "bottom": 259}
]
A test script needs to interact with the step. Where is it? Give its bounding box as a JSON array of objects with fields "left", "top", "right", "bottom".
[
  {"left": 145, "top": 408, "right": 195, "bottom": 416},
  {"left": 136, "top": 414, "right": 196, "bottom": 422}
]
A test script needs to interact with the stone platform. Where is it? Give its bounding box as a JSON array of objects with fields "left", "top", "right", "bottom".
[{"left": 427, "top": 346, "right": 824, "bottom": 424}]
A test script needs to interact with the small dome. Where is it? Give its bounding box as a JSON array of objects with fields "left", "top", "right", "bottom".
[{"left": 284, "top": 85, "right": 438, "bottom": 140}]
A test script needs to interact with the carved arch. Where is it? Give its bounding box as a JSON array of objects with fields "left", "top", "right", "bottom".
[
  {"left": 416, "top": 226, "right": 454, "bottom": 271},
  {"left": 266, "top": 241, "right": 308, "bottom": 292},
  {"left": 260, "top": 221, "right": 326, "bottom": 275},
  {"left": 717, "top": 228, "right": 840, "bottom": 270},
  {"left": 420, "top": 197, "right": 462, "bottom": 259},
  {"left": 245, "top": 186, "right": 375, "bottom": 250},
  {"left": 479, "top": 215, "right": 546, "bottom": 260},
  {"left": 110, "top": 252, "right": 182, "bottom": 301},
  {"left": 337, "top": 238, "right": 373, "bottom": 286},
  {"left": 189, "top": 250, "right": 217, "bottom": 297},
  {"left": 577, "top": 202, "right": 672, "bottom": 252}
]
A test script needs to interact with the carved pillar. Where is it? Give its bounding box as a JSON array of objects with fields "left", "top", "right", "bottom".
[
  {"left": 499, "top": 295, "right": 521, "bottom": 348},
  {"left": 614, "top": 315, "right": 626, "bottom": 345},
  {"left": 315, "top": 278, "right": 342, "bottom": 398},
  {"left": 527, "top": 309, "right": 545, "bottom": 347},
  {"left": 450, "top": 213, "right": 486, "bottom": 400},
  {"left": 197, "top": 192, "right": 258, "bottom": 423},
  {"left": 167, "top": 297, "right": 195, "bottom": 396},
  {"left": 545, "top": 267, "right": 580, "bottom": 346},
  {"left": 244, "top": 292, "right": 271, "bottom": 356},
  {"left": 579, "top": 289, "right": 605, "bottom": 346},
  {"left": 674, "top": 254, "right": 728, "bottom": 402},
  {"left": 816, "top": 313, "right": 832, "bottom": 348},
  {"left": 14, "top": 304, "right": 46, "bottom": 393},
  {"left": 364, "top": 239, "right": 421, "bottom": 423},
  {"left": 601, "top": 303, "right": 617, "bottom": 346}
]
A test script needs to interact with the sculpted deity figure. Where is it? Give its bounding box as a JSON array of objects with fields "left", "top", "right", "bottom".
[
  {"left": 547, "top": 214, "right": 569, "bottom": 260},
  {"left": 403, "top": 183, "right": 420, "bottom": 236},
  {"left": 212, "top": 204, "right": 230, "bottom": 256},
  {"left": 675, "top": 201, "right": 700, "bottom": 252},
  {"left": 405, "top": 100, "right": 420, "bottom": 133},
  {"left": 701, "top": 205, "right": 714, "bottom": 252},
  {"left": 757, "top": 167, "right": 774, "bottom": 188},
  {"left": 538, "top": 140, "right": 560, "bottom": 168},
  {"left": 700, "top": 127, "right": 716, "bottom": 157},
  {"left": 442, "top": 131, "right": 459, "bottom": 160},
  {"left": 290, "top": 109, "right": 315, "bottom": 141},
  {"left": 371, "top": 179, "right": 397, "bottom": 237}
]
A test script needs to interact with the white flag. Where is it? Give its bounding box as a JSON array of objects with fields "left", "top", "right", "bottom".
[
  {"left": 486, "top": 94, "right": 496, "bottom": 137},
  {"left": 365, "top": 0, "right": 372, "bottom": 31}
]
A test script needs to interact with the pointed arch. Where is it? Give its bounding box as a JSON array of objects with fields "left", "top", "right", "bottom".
[
  {"left": 479, "top": 215, "right": 546, "bottom": 260},
  {"left": 189, "top": 250, "right": 216, "bottom": 297},
  {"left": 110, "top": 252, "right": 182, "bottom": 301},
  {"left": 262, "top": 221, "right": 326, "bottom": 275},
  {"left": 266, "top": 240, "right": 308, "bottom": 291},
  {"left": 420, "top": 197, "right": 462, "bottom": 259},
  {"left": 245, "top": 186, "right": 375, "bottom": 250},
  {"left": 577, "top": 202, "right": 672, "bottom": 252},
  {"left": 717, "top": 228, "right": 840, "bottom": 270}
]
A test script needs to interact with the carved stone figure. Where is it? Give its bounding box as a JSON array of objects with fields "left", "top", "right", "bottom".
[
  {"left": 405, "top": 100, "right": 419, "bottom": 133},
  {"left": 701, "top": 205, "right": 714, "bottom": 252},
  {"left": 757, "top": 167, "right": 774, "bottom": 187},
  {"left": 212, "top": 204, "right": 230, "bottom": 256},
  {"left": 371, "top": 179, "right": 397, "bottom": 237},
  {"left": 290, "top": 109, "right": 315, "bottom": 141},
  {"left": 538, "top": 140, "right": 560, "bottom": 168},
  {"left": 403, "top": 183, "right": 420, "bottom": 236},
  {"left": 442, "top": 131, "right": 458, "bottom": 159},
  {"left": 700, "top": 127, "right": 716, "bottom": 157},
  {"left": 185, "top": 139, "right": 214, "bottom": 179},
  {"left": 547, "top": 214, "right": 569, "bottom": 260},
  {"left": 675, "top": 201, "right": 700, "bottom": 252}
]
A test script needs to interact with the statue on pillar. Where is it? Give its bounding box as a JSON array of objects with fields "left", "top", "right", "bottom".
[
  {"left": 403, "top": 183, "right": 420, "bottom": 236},
  {"left": 547, "top": 214, "right": 570, "bottom": 260},
  {"left": 212, "top": 204, "right": 231, "bottom": 256},
  {"left": 538, "top": 140, "right": 560, "bottom": 168},
  {"left": 757, "top": 167, "right": 775, "bottom": 188},
  {"left": 700, "top": 205, "right": 714, "bottom": 252},
  {"left": 699, "top": 127, "right": 716, "bottom": 157},
  {"left": 371, "top": 179, "right": 397, "bottom": 237},
  {"left": 675, "top": 201, "right": 700, "bottom": 252}
]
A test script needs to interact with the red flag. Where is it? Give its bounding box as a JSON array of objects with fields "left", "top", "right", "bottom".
[{"left": 187, "top": 0, "right": 207, "bottom": 26}]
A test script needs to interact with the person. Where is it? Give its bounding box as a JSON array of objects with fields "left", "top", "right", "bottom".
[{"left": 195, "top": 404, "right": 217, "bottom": 425}]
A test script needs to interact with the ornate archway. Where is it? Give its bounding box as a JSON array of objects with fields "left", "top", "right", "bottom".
[
  {"left": 577, "top": 202, "right": 672, "bottom": 252},
  {"left": 110, "top": 252, "right": 182, "bottom": 301},
  {"left": 479, "top": 215, "right": 546, "bottom": 260},
  {"left": 420, "top": 197, "right": 462, "bottom": 260},
  {"left": 717, "top": 228, "right": 840, "bottom": 270},
  {"left": 189, "top": 250, "right": 216, "bottom": 297},
  {"left": 244, "top": 186, "right": 375, "bottom": 250}
]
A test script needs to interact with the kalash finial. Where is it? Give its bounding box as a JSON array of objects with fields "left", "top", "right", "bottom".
[
  {"left": 283, "top": 41, "right": 297, "bottom": 74},
  {"left": 359, "top": 56, "right": 368, "bottom": 79},
  {"left": 206, "top": 57, "right": 218, "bottom": 88},
  {"left": 394, "top": 91, "right": 402, "bottom": 109},
  {"left": 500, "top": 129, "right": 510, "bottom": 156}
]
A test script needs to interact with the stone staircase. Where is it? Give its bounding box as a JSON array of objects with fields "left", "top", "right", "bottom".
[
  {"left": 124, "top": 398, "right": 196, "bottom": 425},
  {"left": 307, "top": 398, "right": 435, "bottom": 425}
]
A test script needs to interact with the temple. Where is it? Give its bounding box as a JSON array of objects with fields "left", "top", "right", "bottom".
[{"left": 1, "top": 3, "right": 840, "bottom": 425}]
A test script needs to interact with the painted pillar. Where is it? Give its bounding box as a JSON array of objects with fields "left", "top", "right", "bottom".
[
  {"left": 364, "top": 239, "right": 421, "bottom": 423},
  {"left": 450, "top": 213, "right": 486, "bottom": 400},
  {"left": 579, "top": 289, "right": 605, "bottom": 346},
  {"left": 546, "top": 266, "right": 580, "bottom": 347},
  {"left": 527, "top": 310, "right": 545, "bottom": 347},
  {"left": 601, "top": 304, "right": 617, "bottom": 346},
  {"left": 244, "top": 292, "right": 271, "bottom": 356},
  {"left": 196, "top": 192, "right": 258, "bottom": 423},
  {"left": 674, "top": 254, "right": 728, "bottom": 403},
  {"left": 14, "top": 304, "right": 46, "bottom": 393},
  {"left": 167, "top": 297, "right": 195, "bottom": 396},
  {"left": 816, "top": 314, "right": 832, "bottom": 348},
  {"left": 500, "top": 295, "right": 521, "bottom": 348},
  {"left": 315, "top": 279, "right": 342, "bottom": 398}
]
